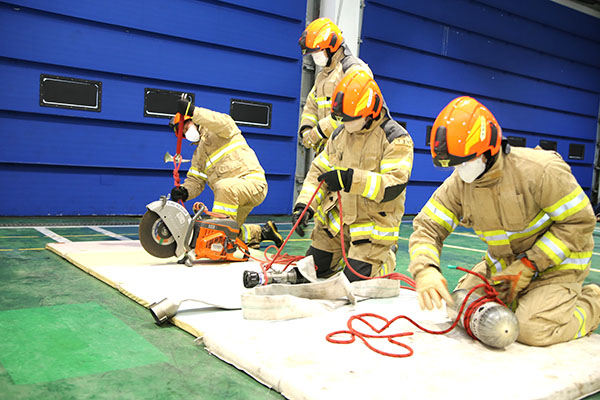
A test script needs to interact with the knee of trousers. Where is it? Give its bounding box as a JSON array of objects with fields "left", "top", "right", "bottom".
[
  {"left": 343, "top": 258, "right": 372, "bottom": 282},
  {"left": 306, "top": 246, "right": 334, "bottom": 278}
]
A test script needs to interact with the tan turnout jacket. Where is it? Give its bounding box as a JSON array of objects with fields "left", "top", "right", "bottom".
[
  {"left": 297, "top": 113, "right": 414, "bottom": 245},
  {"left": 182, "top": 107, "right": 266, "bottom": 200},
  {"left": 409, "top": 146, "right": 595, "bottom": 289},
  {"left": 299, "top": 43, "right": 372, "bottom": 142}
]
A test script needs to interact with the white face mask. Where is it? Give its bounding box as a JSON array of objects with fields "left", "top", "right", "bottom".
[
  {"left": 455, "top": 156, "right": 486, "bottom": 183},
  {"left": 184, "top": 124, "right": 200, "bottom": 142},
  {"left": 311, "top": 51, "right": 329, "bottom": 67}
]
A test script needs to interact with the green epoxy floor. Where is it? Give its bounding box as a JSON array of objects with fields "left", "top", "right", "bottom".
[{"left": 1, "top": 215, "right": 599, "bottom": 400}]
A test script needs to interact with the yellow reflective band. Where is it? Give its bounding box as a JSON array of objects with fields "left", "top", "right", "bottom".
[
  {"left": 362, "top": 172, "right": 381, "bottom": 200},
  {"left": 212, "top": 201, "right": 238, "bottom": 216},
  {"left": 350, "top": 222, "right": 373, "bottom": 237},
  {"left": 205, "top": 138, "right": 245, "bottom": 170},
  {"left": 475, "top": 211, "right": 553, "bottom": 246},
  {"left": 486, "top": 252, "right": 507, "bottom": 275},
  {"left": 535, "top": 231, "right": 570, "bottom": 265},
  {"left": 302, "top": 113, "right": 318, "bottom": 125},
  {"left": 371, "top": 225, "right": 399, "bottom": 241},
  {"left": 380, "top": 158, "right": 413, "bottom": 174},
  {"left": 188, "top": 167, "right": 207, "bottom": 180},
  {"left": 300, "top": 184, "right": 325, "bottom": 205},
  {"left": 244, "top": 172, "right": 266, "bottom": 181},
  {"left": 544, "top": 251, "right": 592, "bottom": 273},
  {"left": 315, "top": 206, "right": 327, "bottom": 225},
  {"left": 410, "top": 243, "right": 440, "bottom": 263},
  {"left": 475, "top": 229, "right": 509, "bottom": 246},
  {"left": 327, "top": 209, "right": 341, "bottom": 234},
  {"left": 377, "top": 262, "right": 389, "bottom": 277},
  {"left": 337, "top": 170, "right": 345, "bottom": 190},
  {"left": 329, "top": 116, "right": 339, "bottom": 129},
  {"left": 573, "top": 306, "right": 587, "bottom": 339},
  {"left": 544, "top": 186, "right": 590, "bottom": 222},
  {"left": 316, "top": 152, "right": 333, "bottom": 171},
  {"left": 240, "top": 224, "right": 251, "bottom": 243},
  {"left": 423, "top": 199, "right": 459, "bottom": 233}
]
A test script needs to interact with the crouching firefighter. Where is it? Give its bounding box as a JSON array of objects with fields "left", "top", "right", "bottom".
[
  {"left": 292, "top": 70, "right": 414, "bottom": 281},
  {"left": 297, "top": 17, "right": 372, "bottom": 153},
  {"left": 408, "top": 96, "right": 600, "bottom": 346},
  {"left": 169, "top": 99, "right": 283, "bottom": 249}
]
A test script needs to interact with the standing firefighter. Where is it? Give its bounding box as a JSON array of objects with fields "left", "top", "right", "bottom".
[
  {"left": 298, "top": 17, "right": 371, "bottom": 152},
  {"left": 170, "top": 100, "right": 283, "bottom": 249},
  {"left": 293, "top": 70, "right": 414, "bottom": 281},
  {"left": 408, "top": 96, "right": 600, "bottom": 346}
]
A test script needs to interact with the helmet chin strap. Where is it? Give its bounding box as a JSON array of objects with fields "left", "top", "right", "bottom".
[{"left": 480, "top": 140, "right": 510, "bottom": 178}]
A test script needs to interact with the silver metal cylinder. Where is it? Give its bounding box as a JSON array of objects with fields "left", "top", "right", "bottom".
[{"left": 447, "top": 289, "right": 519, "bottom": 349}]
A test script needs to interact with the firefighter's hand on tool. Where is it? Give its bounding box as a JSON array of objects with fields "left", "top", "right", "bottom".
[
  {"left": 318, "top": 168, "right": 353, "bottom": 192},
  {"left": 291, "top": 203, "right": 314, "bottom": 237},
  {"left": 170, "top": 186, "right": 189, "bottom": 202},
  {"left": 491, "top": 258, "right": 536, "bottom": 304},
  {"left": 415, "top": 266, "right": 454, "bottom": 310},
  {"left": 177, "top": 99, "right": 195, "bottom": 117}
]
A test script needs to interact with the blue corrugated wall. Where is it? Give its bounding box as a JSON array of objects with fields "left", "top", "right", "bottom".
[
  {"left": 0, "top": 0, "right": 305, "bottom": 216},
  {"left": 360, "top": 0, "right": 600, "bottom": 215}
]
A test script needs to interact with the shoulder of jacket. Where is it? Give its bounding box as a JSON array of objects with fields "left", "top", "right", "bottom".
[
  {"left": 509, "top": 146, "right": 564, "bottom": 168},
  {"left": 380, "top": 119, "right": 409, "bottom": 144},
  {"left": 341, "top": 55, "right": 366, "bottom": 73}
]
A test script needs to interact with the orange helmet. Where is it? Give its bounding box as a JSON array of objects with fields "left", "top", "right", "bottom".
[
  {"left": 431, "top": 96, "right": 502, "bottom": 167},
  {"left": 169, "top": 113, "right": 193, "bottom": 134},
  {"left": 331, "top": 70, "right": 383, "bottom": 122},
  {"left": 299, "top": 18, "right": 343, "bottom": 55}
]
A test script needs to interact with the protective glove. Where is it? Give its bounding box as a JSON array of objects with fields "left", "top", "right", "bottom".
[
  {"left": 291, "top": 203, "right": 314, "bottom": 237},
  {"left": 170, "top": 186, "right": 189, "bottom": 202},
  {"left": 177, "top": 99, "right": 195, "bottom": 117},
  {"left": 414, "top": 266, "right": 454, "bottom": 310},
  {"left": 491, "top": 257, "right": 536, "bottom": 304},
  {"left": 300, "top": 126, "right": 325, "bottom": 152},
  {"left": 318, "top": 168, "right": 354, "bottom": 192}
]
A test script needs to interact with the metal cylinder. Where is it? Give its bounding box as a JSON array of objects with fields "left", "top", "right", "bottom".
[
  {"left": 149, "top": 298, "right": 180, "bottom": 325},
  {"left": 447, "top": 289, "right": 519, "bottom": 349}
]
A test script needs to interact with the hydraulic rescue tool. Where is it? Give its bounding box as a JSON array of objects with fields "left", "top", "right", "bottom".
[{"left": 138, "top": 198, "right": 249, "bottom": 266}]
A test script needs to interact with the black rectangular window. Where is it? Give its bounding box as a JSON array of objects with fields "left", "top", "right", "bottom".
[
  {"left": 568, "top": 143, "right": 585, "bottom": 160},
  {"left": 539, "top": 140, "right": 557, "bottom": 151},
  {"left": 230, "top": 99, "right": 271, "bottom": 128},
  {"left": 40, "top": 74, "right": 101, "bottom": 111},
  {"left": 507, "top": 136, "right": 526, "bottom": 147},
  {"left": 426, "top": 125, "right": 432, "bottom": 146},
  {"left": 144, "top": 89, "right": 194, "bottom": 118}
]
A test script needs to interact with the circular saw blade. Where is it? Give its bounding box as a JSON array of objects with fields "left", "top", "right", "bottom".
[{"left": 138, "top": 210, "right": 177, "bottom": 258}]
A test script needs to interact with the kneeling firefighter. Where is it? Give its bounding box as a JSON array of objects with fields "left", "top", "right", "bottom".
[
  {"left": 170, "top": 99, "right": 282, "bottom": 249},
  {"left": 408, "top": 96, "right": 600, "bottom": 346},
  {"left": 292, "top": 70, "right": 414, "bottom": 281}
]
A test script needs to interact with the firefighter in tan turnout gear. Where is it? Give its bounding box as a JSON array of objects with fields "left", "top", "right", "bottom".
[
  {"left": 408, "top": 96, "right": 600, "bottom": 346},
  {"left": 293, "top": 70, "right": 414, "bottom": 281},
  {"left": 169, "top": 100, "right": 282, "bottom": 249},
  {"left": 298, "top": 17, "right": 372, "bottom": 152}
]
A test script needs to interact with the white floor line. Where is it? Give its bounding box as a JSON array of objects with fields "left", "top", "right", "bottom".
[
  {"left": 0, "top": 224, "right": 139, "bottom": 229},
  {"left": 34, "top": 227, "right": 71, "bottom": 243},
  {"left": 88, "top": 226, "right": 132, "bottom": 241}
]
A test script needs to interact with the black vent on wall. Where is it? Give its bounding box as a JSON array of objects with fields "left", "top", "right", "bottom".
[
  {"left": 426, "top": 125, "right": 432, "bottom": 146},
  {"left": 144, "top": 89, "right": 194, "bottom": 118},
  {"left": 539, "top": 140, "right": 557, "bottom": 151},
  {"left": 506, "top": 136, "right": 526, "bottom": 147},
  {"left": 230, "top": 99, "right": 271, "bottom": 128},
  {"left": 40, "top": 74, "right": 101, "bottom": 111},
  {"left": 568, "top": 143, "right": 585, "bottom": 160}
]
